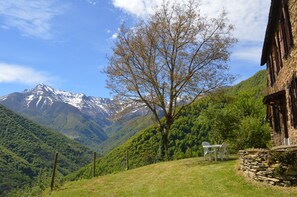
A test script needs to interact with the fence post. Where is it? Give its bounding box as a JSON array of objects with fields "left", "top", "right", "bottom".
[
  {"left": 50, "top": 152, "right": 58, "bottom": 191},
  {"left": 93, "top": 152, "right": 96, "bottom": 177},
  {"left": 126, "top": 149, "right": 129, "bottom": 170}
]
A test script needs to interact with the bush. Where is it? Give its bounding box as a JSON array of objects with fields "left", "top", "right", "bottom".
[{"left": 235, "top": 116, "right": 270, "bottom": 150}]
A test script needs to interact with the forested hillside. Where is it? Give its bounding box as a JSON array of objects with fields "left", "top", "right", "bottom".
[
  {"left": 0, "top": 105, "right": 93, "bottom": 195},
  {"left": 67, "top": 70, "right": 270, "bottom": 180},
  {"left": 98, "top": 115, "right": 155, "bottom": 155},
  {"left": 228, "top": 69, "right": 267, "bottom": 96}
]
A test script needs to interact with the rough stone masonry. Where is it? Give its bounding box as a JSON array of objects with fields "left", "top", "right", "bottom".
[{"left": 239, "top": 145, "right": 297, "bottom": 186}]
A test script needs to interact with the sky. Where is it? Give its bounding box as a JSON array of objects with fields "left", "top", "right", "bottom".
[{"left": 0, "top": 0, "right": 270, "bottom": 98}]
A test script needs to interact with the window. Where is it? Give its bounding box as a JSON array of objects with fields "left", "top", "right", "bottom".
[
  {"left": 266, "top": 105, "right": 273, "bottom": 127},
  {"left": 279, "top": 0, "right": 293, "bottom": 58},
  {"left": 273, "top": 106, "right": 281, "bottom": 133},
  {"left": 273, "top": 34, "right": 283, "bottom": 73},
  {"left": 267, "top": 54, "right": 275, "bottom": 86},
  {"left": 264, "top": 90, "right": 287, "bottom": 134},
  {"left": 289, "top": 77, "right": 297, "bottom": 128}
]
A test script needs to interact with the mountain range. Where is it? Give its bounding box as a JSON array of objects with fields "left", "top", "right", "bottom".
[
  {"left": 0, "top": 84, "right": 150, "bottom": 151},
  {"left": 0, "top": 84, "right": 115, "bottom": 150}
]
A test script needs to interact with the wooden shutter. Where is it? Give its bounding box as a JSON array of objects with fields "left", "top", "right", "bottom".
[
  {"left": 278, "top": 22, "right": 285, "bottom": 59},
  {"left": 289, "top": 77, "right": 297, "bottom": 128},
  {"left": 273, "top": 105, "right": 281, "bottom": 133},
  {"left": 267, "top": 105, "right": 272, "bottom": 127},
  {"left": 274, "top": 35, "right": 282, "bottom": 72},
  {"left": 267, "top": 55, "right": 275, "bottom": 86},
  {"left": 281, "top": 0, "right": 293, "bottom": 56}
]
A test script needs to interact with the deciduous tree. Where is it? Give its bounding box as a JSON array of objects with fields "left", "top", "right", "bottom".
[{"left": 106, "top": 0, "right": 236, "bottom": 158}]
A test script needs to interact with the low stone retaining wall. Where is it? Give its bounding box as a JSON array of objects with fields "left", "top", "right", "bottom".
[{"left": 239, "top": 145, "right": 297, "bottom": 186}]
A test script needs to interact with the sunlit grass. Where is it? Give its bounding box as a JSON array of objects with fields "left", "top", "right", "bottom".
[{"left": 44, "top": 157, "right": 297, "bottom": 197}]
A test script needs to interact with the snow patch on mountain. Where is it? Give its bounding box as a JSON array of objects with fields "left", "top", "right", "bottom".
[{"left": 0, "top": 96, "right": 7, "bottom": 101}]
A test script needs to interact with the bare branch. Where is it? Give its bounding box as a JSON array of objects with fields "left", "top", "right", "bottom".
[{"left": 105, "top": 0, "right": 237, "bottom": 150}]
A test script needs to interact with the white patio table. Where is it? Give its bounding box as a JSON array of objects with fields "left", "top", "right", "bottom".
[{"left": 202, "top": 144, "right": 222, "bottom": 161}]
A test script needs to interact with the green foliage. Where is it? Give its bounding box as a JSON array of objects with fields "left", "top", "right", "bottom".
[
  {"left": 197, "top": 95, "right": 239, "bottom": 144},
  {"left": 0, "top": 104, "right": 93, "bottom": 195},
  {"left": 199, "top": 93, "right": 270, "bottom": 150},
  {"left": 7, "top": 170, "right": 63, "bottom": 197},
  {"left": 235, "top": 116, "right": 270, "bottom": 150},
  {"left": 0, "top": 145, "right": 36, "bottom": 195},
  {"left": 197, "top": 70, "right": 270, "bottom": 150},
  {"left": 227, "top": 70, "right": 267, "bottom": 97}
]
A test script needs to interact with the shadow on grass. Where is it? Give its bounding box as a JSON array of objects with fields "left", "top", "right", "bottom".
[{"left": 182, "top": 156, "right": 238, "bottom": 168}]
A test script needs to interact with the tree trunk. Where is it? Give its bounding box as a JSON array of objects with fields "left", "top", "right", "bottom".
[{"left": 159, "top": 126, "right": 169, "bottom": 161}]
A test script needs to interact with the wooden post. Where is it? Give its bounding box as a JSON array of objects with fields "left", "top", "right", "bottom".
[
  {"left": 126, "top": 149, "right": 129, "bottom": 170},
  {"left": 93, "top": 152, "right": 96, "bottom": 177},
  {"left": 50, "top": 152, "right": 58, "bottom": 191}
]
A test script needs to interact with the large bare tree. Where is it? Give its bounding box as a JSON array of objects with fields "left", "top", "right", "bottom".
[{"left": 106, "top": 0, "right": 236, "bottom": 158}]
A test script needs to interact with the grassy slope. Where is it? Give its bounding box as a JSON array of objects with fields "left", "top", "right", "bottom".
[{"left": 45, "top": 157, "right": 297, "bottom": 197}]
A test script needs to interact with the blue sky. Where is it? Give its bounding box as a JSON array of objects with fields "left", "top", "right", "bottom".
[{"left": 0, "top": 0, "right": 270, "bottom": 98}]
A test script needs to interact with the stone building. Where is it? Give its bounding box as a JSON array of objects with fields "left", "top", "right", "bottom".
[{"left": 261, "top": 0, "right": 297, "bottom": 146}]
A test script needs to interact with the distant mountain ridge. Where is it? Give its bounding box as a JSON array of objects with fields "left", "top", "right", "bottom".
[
  {"left": 21, "top": 84, "right": 113, "bottom": 115},
  {"left": 0, "top": 84, "right": 115, "bottom": 149},
  {"left": 0, "top": 83, "right": 113, "bottom": 115}
]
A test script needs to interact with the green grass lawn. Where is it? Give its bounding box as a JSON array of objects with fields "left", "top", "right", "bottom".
[{"left": 44, "top": 157, "right": 297, "bottom": 197}]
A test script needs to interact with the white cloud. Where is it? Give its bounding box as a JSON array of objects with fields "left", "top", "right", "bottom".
[
  {"left": 233, "top": 47, "right": 262, "bottom": 63},
  {"left": 0, "top": 0, "right": 66, "bottom": 39},
  {"left": 0, "top": 63, "right": 54, "bottom": 85},
  {"left": 111, "top": 0, "right": 270, "bottom": 42},
  {"left": 111, "top": 33, "right": 119, "bottom": 39},
  {"left": 112, "top": 0, "right": 160, "bottom": 17},
  {"left": 111, "top": 0, "right": 271, "bottom": 64},
  {"left": 199, "top": 0, "right": 270, "bottom": 42}
]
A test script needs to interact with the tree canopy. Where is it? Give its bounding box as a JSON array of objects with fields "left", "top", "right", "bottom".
[{"left": 106, "top": 0, "right": 237, "bottom": 157}]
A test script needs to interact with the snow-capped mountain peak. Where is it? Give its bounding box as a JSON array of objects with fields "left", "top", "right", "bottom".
[{"left": 21, "top": 83, "right": 113, "bottom": 115}]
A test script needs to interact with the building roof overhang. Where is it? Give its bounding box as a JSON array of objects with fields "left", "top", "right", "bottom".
[
  {"left": 260, "top": 0, "right": 282, "bottom": 66},
  {"left": 263, "top": 90, "right": 286, "bottom": 104}
]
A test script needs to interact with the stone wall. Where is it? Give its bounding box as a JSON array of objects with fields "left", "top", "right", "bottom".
[
  {"left": 239, "top": 146, "right": 297, "bottom": 186},
  {"left": 265, "top": 0, "right": 297, "bottom": 146}
]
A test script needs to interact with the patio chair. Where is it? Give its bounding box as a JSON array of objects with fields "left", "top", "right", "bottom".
[
  {"left": 202, "top": 141, "right": 214, "bottom": 161},
  {"left": 219, "top": 142, "right": 228, "bottom": 160}
]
